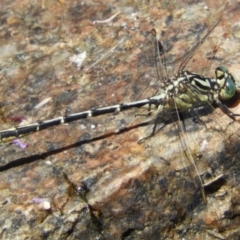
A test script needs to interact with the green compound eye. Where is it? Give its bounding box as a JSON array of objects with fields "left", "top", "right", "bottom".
[
  {"left": 220, "top": 75, "right": 236, "bottom": 99},
  {"left": 220, "top": 76, "right": 236, "bottom": 99},
  {"left": 216, "top": 65, "right": 228, "bottom": 79},
  {"left": 215, "top": 66, "right": 236, "bottom": 100}
]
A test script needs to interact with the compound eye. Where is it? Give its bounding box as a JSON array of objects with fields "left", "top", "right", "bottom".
[
  {"left": 216, "top": 65, "right": 228, "bottom": 79},
  {"left": 220, "top": 75, "right": 236, "bottom": 100}
]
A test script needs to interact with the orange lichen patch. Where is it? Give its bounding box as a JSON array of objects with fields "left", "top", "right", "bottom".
[
  {"left": 203, "top": 211, "right": 221, "bottom": 226},
  {"left": 41, "top": 178, "right": 57, "bottom": 189},
  {"left": 88, "top": 163, "right": 151, "bottom": 207},
  {"left": 6, "top": 16, "right": 23, "bottom": 26},
  {"left": 0, "top": 181, "right": 10, "bottom": 191}
]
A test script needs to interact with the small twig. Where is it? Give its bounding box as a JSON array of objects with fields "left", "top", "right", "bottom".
[
  {"left": 92, "top": 11, "right": 121, "bottom": 24},
  {"left": 33, "top": 97, "right": 52, "bottom": 110}
]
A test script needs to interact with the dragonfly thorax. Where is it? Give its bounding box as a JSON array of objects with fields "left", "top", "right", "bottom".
[{"left": 162, "top": 66, "right": 237, "bottom": 111}]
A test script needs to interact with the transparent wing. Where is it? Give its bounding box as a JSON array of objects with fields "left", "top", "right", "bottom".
[{"left": 131, "top": 29, "right": 169, "bottom": 100}]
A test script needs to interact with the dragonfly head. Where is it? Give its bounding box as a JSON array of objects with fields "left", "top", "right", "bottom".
[{"left": 216, "top": 66, "right": 236, "bottom": 100}]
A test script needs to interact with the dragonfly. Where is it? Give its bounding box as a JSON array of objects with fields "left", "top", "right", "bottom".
[
  {"left": 0, "top": 22, "right": 237, "bottom": 133},
  {"left": 0, "top": 21, "right": 239, "bottom": 182},
  {"left": 1, "top": 15, "right": 240, "bottom": 238}
]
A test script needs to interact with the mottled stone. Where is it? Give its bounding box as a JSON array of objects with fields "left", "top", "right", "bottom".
[{"left": 0, "top": 0, "right": 240, "bottom": 239}]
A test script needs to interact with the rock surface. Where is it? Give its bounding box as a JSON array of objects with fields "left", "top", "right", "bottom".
[{"left": 0, "top": 0, "right": 240, "bottom": 239}]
